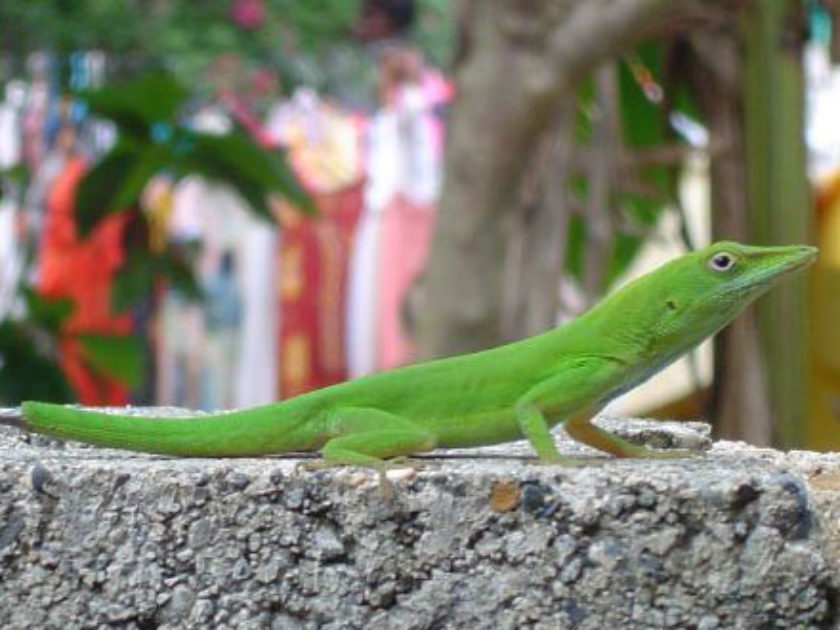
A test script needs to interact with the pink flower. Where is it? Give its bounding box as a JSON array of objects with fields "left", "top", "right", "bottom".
[{"left": 231, "top": 0, "right": 264, "bottom": 29}]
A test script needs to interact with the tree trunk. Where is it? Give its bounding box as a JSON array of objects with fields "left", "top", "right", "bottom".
[
  {"left": 686, "top": 1, "right": 811, "bottom": 445},
  {"left": 740, "top": 0, "right": 811, "bottom": 448},
  {"left": 417, "top": 0, "right": 701, "bottom": 359},
  {"left": 499, "top": 99, "right": 575, "bottom": 341},
  {"left": 685, "top": 16, "right": 773, "bottom": 444}
]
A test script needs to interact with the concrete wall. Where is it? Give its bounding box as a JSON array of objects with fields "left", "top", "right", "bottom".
[{"left": 1, "top": 419, "right": 838, "bottom": 629}]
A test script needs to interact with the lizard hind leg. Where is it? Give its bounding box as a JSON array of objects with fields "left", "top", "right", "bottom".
[{"left": 309, "top": 407, "right": 438, "bottom": 495}]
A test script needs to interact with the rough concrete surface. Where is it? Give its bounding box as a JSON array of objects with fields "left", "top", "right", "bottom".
[{"left": 1, "top": 414, "right": 840, "bottom": 629}]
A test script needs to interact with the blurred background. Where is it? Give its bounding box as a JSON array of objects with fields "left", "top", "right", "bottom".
[{"left": 1, "top": 0, "right": 839, "bottom": 450}]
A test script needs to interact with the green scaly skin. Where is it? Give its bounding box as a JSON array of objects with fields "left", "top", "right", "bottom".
[{"left": 15, "top": 242, "right": 817, "bottom": 476}]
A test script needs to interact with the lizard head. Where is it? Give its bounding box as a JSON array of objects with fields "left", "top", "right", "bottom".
[
  {"left": 645, "top": 240, "right": 817, "bottom": 354},
  {"left": 686, "top": 240, "right": 815, "bottom": 305}
]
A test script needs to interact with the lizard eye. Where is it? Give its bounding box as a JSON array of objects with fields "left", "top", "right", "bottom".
[{"left": 708, "top": 252, "right": 736, "bottom": 272}]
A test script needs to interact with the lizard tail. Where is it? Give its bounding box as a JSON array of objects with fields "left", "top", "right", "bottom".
[{"left": 20, "top": 401, "right": 319, "bottom": 457}]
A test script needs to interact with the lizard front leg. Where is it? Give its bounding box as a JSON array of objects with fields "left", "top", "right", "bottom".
[
  {"left": 517, "top": 358, "right": 696, "bottom": 460},
  {"left": 514, "top": 356, "right": 693, "bottom": 461},
  {"left": 516, "top": 357, "right": 694, "bottom": 459},
  {"left": 514, "top": 401, "right": 583, "bottom": 464},
  {"left": 515, "top": 357, "right": 621, "bottom": 463}
]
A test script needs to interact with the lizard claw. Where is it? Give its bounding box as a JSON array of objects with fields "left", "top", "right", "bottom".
[{"left": 295, "top": 459, "right": 398, "bottom": 499}]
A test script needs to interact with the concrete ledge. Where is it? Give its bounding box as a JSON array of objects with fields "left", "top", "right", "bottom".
[{"left": 1, "top": 417, "right": 839, "bottom": 629}]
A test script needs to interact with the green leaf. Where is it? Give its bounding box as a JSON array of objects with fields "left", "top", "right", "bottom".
[
  {"left": 0, "top": 320, "right": 74, "bottom": 404},
  {"left": 620, "top": 44, "right": 667, "bottom": 148},
  {"left": 177, "top": 129, "right": 313, "bottom": 216},
  {"left": 76, "top": 73, "right": 188, "bottom": 135},
  {"left": 1, "top": 163, "right": 28, "bottom": 185},
  {"left": 76, "top": 144, "right": 169, "bottom": 235},
  {"left": 623, "top": 194, "right": 664, "bottom": 227},
  {"left": 575, "top": 78, "right": 596, "bottom": 144},
  {"left": 111, "top": 244, "right": 203, "bottom": 314},
  {"left": 157, "top": 244, "right": 204, "bottom": 302},
  {"left": 176, "top": 155, "right": 275, "bottom": 221},
  {"left": 112, "top": 146, "right": 170, "bottom": 209},
  {"left": 606, "top": 232, "right": 645, "bottom": 287},
  {"left": 110, "top": 249, "right": 156, "bottom": 314},
  {"left": 78, "top": 333, "right": 145, "bottom": 388},
  {"left": 619, "top": 46, "right": 670, "bottom": 195},
  {"left": 75, "top": 148, "right": 137, "bottom": 234},
  {"left": 22, "top": 289, "right": 74, "bottom": 333}
]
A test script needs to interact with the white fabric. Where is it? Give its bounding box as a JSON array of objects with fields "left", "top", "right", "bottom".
[
  {"left": 0, "top": 84, "right": 24, "bottom": 318},
  {"left": 0, "top": 200, "right": 22, "bottom": 319},
  {"left": 345, "top": 209, "right": 383, "bottom": 378},
  {"left": 345, "top": 85, "right": 441, "bottom": 377},
  {"left": 164, "top": 173, "right": 279, "bottom": 409},
  {"left": 806, "top": 43, "right": 840, "bottom": 178},
  {"left": 364, "top": 86, "right": 440, "bottom": 210},
  {"left": 0, "top": 88, "right": 22, "bottom": 169},
  {"left": 234, "top": 217, "right": 278, "bottom": 407}
]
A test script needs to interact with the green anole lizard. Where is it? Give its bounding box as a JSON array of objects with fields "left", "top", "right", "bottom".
[{"left": 0, "top": 242, "right": 817, "bottom": 482}]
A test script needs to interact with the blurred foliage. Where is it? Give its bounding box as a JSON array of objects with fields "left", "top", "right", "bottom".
[
  {"left": 0, "top": 164, "right": 29, "bottom": 204},
  {"left": 0, "top": 0, "right": 453, "bottom": 105},
  {"left": 0, "top": 0, "right": 451, "bottom": 403},
  {"left": 0, "top": 290, "right": 75, "bottom": 404},
  {"left": 0, "top": 287, "right": 147, "bottom": 403},
  {"left": 565, "top": 42, "right": 696, "bottom": 291},
  {"left": 74, "top": 72, "right": 311, "bottom": 311},
  {"left": 78, "top": 333, "right": 145, "bottom": 388},
  {"left": 0, "top": 70, "right": 305, "bottom": 403},
  {"left": 75, "top": 73, "right": 310, "bottom": 234}
]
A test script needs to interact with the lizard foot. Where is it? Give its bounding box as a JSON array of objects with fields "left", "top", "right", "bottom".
[{"left": 295, "top": 459, "right": 405, "bottom": 499}]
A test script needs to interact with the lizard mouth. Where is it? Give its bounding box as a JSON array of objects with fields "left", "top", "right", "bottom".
[
  {"left": 725, "top": 245, "right": 817, "bottom": 299},
  {"left": 765, "top": 245, "right": 818, "bottom": 279},
  {"left": 786, "top": 245, "right": 818, "bottom": 270}
]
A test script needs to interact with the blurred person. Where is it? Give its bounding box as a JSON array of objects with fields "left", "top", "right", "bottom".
[
  {"left": 21, "top": 52, "right": 50, "bottom": 173},
  {"left": 267, "top": 89, "right": 364, "bottom": 397},
  {"left": 201, "top": 250, "right": 242, "bottom": 410},
  {"left": 22, "top": 105, "right": 71, "bottom": 274},
  {"left": 346, "top": 45, "right": 443, "bottom": 375},
  {"left": 157, "top": 105, "right": 278, "bottom": 410}
]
